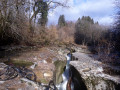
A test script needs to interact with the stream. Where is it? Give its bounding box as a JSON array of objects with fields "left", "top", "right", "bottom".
[
  {"left": 54, "top": 52, "right": 120, "bottom": 90},
  {"left": 0, "top": 46, "right": 120, "bottom": 90}
]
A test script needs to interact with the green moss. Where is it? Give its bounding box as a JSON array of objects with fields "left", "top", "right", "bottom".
[
  {"left": 54, "top": 60, "right": 66, "bottom": 84},
  {"left": 40, "top": 78, "right": 48, "bottom": 84},
  {"left": 4, "top": 59, "right": 33, "bottom": 67},
  {"left": 28, "top": 82, "right": 32, "bottom": 86},
  {"left": 85, "top": 76, "right": 116, "bottom": 90}
]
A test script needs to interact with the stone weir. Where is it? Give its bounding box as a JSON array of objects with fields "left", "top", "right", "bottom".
[
  {"left": 53, "top": 46, "right": 120, "bottom": 90},
  {"left": 69, "top": 52, "right": 120, "bottom": 90}
]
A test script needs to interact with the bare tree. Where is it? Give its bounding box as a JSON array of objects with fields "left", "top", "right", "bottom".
[
  {"left": 29, "top": 0, "right": 68, "bottom": 28},
  {"left": 0, "top": 0, "right": 30, "bottom": 45}
]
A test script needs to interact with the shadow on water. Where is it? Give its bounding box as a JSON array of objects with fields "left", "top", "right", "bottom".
[{"left": 70, "top": 65, "right": 87, "bottom": 90}]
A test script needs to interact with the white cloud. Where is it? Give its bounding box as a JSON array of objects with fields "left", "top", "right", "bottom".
[
  {"left": 48, "top": 0, "right": 115, "bottom": 25},
  {"left": 98, "top": 16, "right": 114, "bottom": 25}
]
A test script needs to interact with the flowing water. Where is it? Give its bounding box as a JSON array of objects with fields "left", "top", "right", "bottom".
[
  {"left": 55, "top": 53, "right": 87, "bottom": 90},
  {"left": 54, "top": 54, "right": 120, "bottom": 90},
  {"left": 56, "top": 53, "right": 71, "bottom": 90}
]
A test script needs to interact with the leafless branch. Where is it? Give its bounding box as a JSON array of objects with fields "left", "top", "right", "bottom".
[{"left": 48, "top": 1, "right": 69, "bottom": 10}]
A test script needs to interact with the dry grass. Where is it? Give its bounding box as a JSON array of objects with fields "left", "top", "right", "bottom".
[
  {"left": 0, "top": 12, "right": 75, "bottom": 47},
  {"left": 57, "top": 25, "right": 74, "bottom": 44},
  {"left": 81, "top": 45, "right": 88, "bottom": 49}
]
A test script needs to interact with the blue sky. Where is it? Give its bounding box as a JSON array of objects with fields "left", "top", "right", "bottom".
[
  {"left": 74, "top": 0, "right": 87, "bottom": 4},
  {"left": 48, "top": 0, "right": 115, "bottom": 26}
]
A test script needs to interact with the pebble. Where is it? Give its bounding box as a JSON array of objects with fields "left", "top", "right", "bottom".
[
  {"left": 43, "top": 73, "right": 51, "bottom": 77},
  {"left": 30, "top": 62, "right": 37, "bottom": 69},
  {"left": 43, "top": 60, "right": 47, "bottom": 64},
  {"left": 33, "top": 57, "right": 37, "bottom": 60},
  {"left": 82, "top": 68, "right": 91, "bottom": 72}
]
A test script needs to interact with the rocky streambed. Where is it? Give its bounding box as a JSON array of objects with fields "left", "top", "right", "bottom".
[
  {"left": 0, "top": 45, "right": 120, "bottom": 90},
  {"left": 53, "top": 45, "right": 120, "bottom": 90}
]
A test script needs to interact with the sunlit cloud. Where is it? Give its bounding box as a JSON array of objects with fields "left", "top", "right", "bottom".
[{"left": 48, "top": 0, "right": 115, "bottom": 25}]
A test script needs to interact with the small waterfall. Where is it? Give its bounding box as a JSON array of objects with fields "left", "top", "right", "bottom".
[
  {"left": 54, "top": 53, "right": 119, "bottom": 90},
  {"left": 58, "top": 53, "right": 72, "bottom": 90},
  {"left": 57, "top": 53, "right": 87, "bottom": 90}
]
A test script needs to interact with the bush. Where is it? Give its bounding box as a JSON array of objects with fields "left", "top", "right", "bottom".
[{"left": 0, "top": 9, "right": 30, "bottom": 45}]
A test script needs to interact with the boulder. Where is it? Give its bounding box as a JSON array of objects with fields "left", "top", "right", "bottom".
[{"left": 53, "top": 60, "right": 66, "bottom": 84}]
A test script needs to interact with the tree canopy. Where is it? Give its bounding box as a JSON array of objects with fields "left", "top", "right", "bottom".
[
  {"left": 74, "top": 16, "right": 105, "bottom": 45},
  {"left": 58, "top": 15, "right": 66, "bottom": 28}
]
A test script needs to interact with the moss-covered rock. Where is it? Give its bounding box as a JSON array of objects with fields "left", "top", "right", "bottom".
[
  {"left": 33, "top": 66, "right": 53, "bottom": 84},
  {"left": 85, "top": 76, "right": 116, "bottom": 90},
  {"left": 53, "top": 60, "right": 66, "bottom": 84},
  {"left": 4, "top": 59, "right": 33, "bottom": 67}
]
